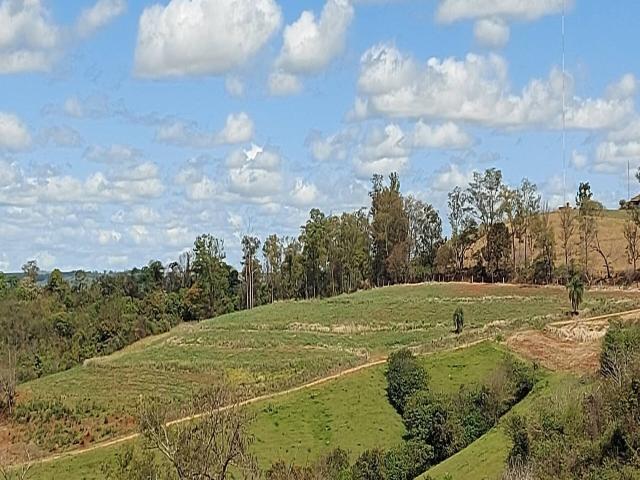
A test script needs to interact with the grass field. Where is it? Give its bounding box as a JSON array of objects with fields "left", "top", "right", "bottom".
[
  {"left": 8, "top": 282, "right": 640, "bottom": 460},
  {"left": 27, "top": 341, "right": 516, "bottom": 479}
]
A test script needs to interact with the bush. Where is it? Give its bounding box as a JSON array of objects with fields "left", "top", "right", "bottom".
[
  {"left": 453, "top": 306, "right": 464, "bottom": 334},
  {"left": 385, "top": 349, "right": 429, "bottom": 414},
  {"left": 351, "top": 449, "right": 386, "bottom": 480}
]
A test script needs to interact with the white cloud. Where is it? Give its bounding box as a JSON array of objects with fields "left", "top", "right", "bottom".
[
  {"left": 0, "top": 0, "right": 60, "bottom": 73},
  {"left": 473, "top": 17, "right": 510, "bottom": 48},
  {"left": 84, "top": 144, "right": 142, "bottom": 163},
  {"left": 431, "top": 163, "right": 475, "bottom": 192},
  {"left": 306, "top": 127, "right": 356, "bottom": 161},
  {"left": 355, "top": 44, "right": 635, "bottom": 131},
  {"left": 268, "top": 71, "right": 303, "bottom": 96},
  {"left": 225, "top": 76, "right": 245, "bottom": 97},
  {"left": 156, "top": 112, "right": 254, "bottom": 147},
  {"left": 0, "top": 112, "right": 31, "bottom": 150},
  {"left": 353, "top": 124, "right": 410, "bottom": 178},
  {"left": 227, "top": 144, "right": 283, "bottom": 199},
  {"left": 277, "top": 0, "right": 354, "bottom": 74},
  {"left": 39, "top": 125, "right": 83, "bottom": 147},
  {"left": 411, "top": 121, "right": 474, "bottom": 149},
  {"left": 97, "top": 229, "right": 122, "bottom": 245},
  {"left": 34, "top": 250, "right": 56, "bottom": 270},
  {"left": 129, "top": 225, "right": 149, "bottom": 245},
  {"left": 0, "top": 0, "right": 124, "bottom": 74},
  {"left": 0, "top": 162, "right": 164, "bottom": 206},
  {"left": 571, "top": 150, "right": 587, "bottom": 170},
  {"left": 594, "top": 140, "right": 640, "bottom": 173},
  {"left": 134, "top": 0, "right": 282, "bottom": 77},
  {"left": 75, "top": 0, "right": 126, "bottom": 38},
  {"left": 291, "top": 178, "right": 320, "bottom": 207},
  {"left": 436, "top": 0, "right": 570, "bottom": 23}
]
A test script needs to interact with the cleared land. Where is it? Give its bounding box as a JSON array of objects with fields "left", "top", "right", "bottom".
[
  {"left": 27, "top": 342, "right": 514, "bottom": 479},
  {"left": 6, "top": 283, "right": 639, "bottom": 466}
]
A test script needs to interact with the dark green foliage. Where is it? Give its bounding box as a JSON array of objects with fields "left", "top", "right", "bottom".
[
  {"left": 505, "top": 415, "right": 530, "bottom": 468},
  {"left": 402, "top": 391, "right": 457, "bottom": 462},
  {"left": 566, "top": 274, "right": 585, "bottom": 314},
  {"left": 352, "top": 449, "right": 386, "bottom": 480},
  {"left": 453, "top": 306, "right": 464, "bottom": 334},
  {"left": 385, "top": 348, "right": 429, "bottom": 414},
  {"left": 600, "top": 322, "right": 640, "bottom": 381}
]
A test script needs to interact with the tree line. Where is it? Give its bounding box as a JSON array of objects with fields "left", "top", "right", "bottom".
[{"left": 2, "top": 169, "right": 639, "bottom": 387}]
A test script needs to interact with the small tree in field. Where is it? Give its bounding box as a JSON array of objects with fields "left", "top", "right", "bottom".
[
  {"left": 566, "top": 275, "right": 585, "bottom": 315},
  {"left": 453, "top": 307, "right": 464, "bottom": 334}
]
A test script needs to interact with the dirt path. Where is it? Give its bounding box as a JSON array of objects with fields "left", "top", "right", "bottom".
[{"left": 22, "top": 338, "right": 489, "bottom": 468}]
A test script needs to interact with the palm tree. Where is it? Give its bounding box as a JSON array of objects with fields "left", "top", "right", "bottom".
[{"left": 566, "top": 275, "right": 585, "bottom": 315}]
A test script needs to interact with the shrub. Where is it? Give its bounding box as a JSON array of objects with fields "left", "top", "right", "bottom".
[
  {"left": 351, "top": 449, "right": 386, "bottom": 480},
  {"left": 385, "top": 349, "right": 429, "bottom": 414},
  {"left": 453, "top": 306, "right": 464, "bottom": 334}
]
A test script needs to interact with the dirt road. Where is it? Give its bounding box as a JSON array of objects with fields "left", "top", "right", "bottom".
[{"left": 23, "top": 338, "right": 489, "bottom": 468}]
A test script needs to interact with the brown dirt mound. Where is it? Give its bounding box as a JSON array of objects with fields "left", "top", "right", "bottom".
[{"left": 506, "top": 329, "right": 601, "bottom": 373}]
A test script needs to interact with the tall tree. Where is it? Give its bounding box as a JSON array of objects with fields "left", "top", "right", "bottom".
[
  {"left": 369, "top": 173, "right": 409, "bottom": 286},
  {"left": 405, "top": 196, "right": 443, "bottom": 281},
  {"left": 262, "top": 234, "right": 283, "bottom": 303},
  {"left": 300, "top": 209, "right": 328, "bottom": 298},
  {"left": 447, "top": 187, "right": 477, "bottom": 276},
  {"left": 468, "top": 168, "right": 504, "bottom": 230},
  {"left": 624, "top": 216, "right": 640, "bottom": 274},
  {"left": 559, "top": 203, "right": 576, "bottom": 268},
  {"left": 575, "top": 182, "right": 600, "bottom": 279},
  {"left": 241, "top": 236, "right": 261, "bottom": 309},
  {"left": 192, "top": 235, "right": 232, "bottom": 318}
]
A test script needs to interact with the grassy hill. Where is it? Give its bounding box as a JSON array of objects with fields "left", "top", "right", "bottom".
[
  {"left": 545, "top": 209, "right": 630, "bottom": 279},
  {"left": 6, "top": 282, "right": 640, "bottom": 472},
  {"left": 28, "top": 342, "right": 516, "bottom": 480}
]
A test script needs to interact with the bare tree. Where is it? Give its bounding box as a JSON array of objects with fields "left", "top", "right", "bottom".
[
  {"left": 0, "top": 448, "right": 32, "bottom": 480},
  {"left": 559, "top": 204, "right": 575, "bottom": 268},
  {"left": 137, "top": 384, "right": 259, "bottom": 480},
  {"left": 625, "top": 210, "right": 640, "bottom": 274}
]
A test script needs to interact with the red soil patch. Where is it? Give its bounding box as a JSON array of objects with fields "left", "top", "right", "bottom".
[{"left": 506, "top": 329, "right": 601, "bottom": 373}]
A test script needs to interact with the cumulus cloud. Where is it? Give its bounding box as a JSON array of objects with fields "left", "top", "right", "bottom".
[
  {"left": 353, "top": 124, "right": 410, "bottom": 178},
  {"left": 306, "top": 127, "right": 357, "bottom": 161},
  {"left": 0, "top": 0, "right": 126, "bottom": 74},
  {"left": 75, "top": 0, "right": 126, "bottom": 38},
  {"left": 290, "top": 178, "right": 320, "bottom": 207},
  {"left": 431, "top": 163, "right": 475, "bottom": 192},
  {"left": 411, "top": 121, "right": 474, "bottom": 149},
  {"left": 227, "top": 144, "right": 283, "bottom": 199},
  {"left": 277, "top": 0, "right": 354, "bottom": 74},
  {"left": 473, "top": 17, "right": 510, "bottom": 48},
  {"left": 268, "top": 71, "right": 303, "bottom": 96},
  {"left": 0, "top": 0, "right": 60, "bottom": 73},
  {"left": 134, "top": 0, "right": 282, "bottom": 77},
  {"left": 354, "top": 44, "right": 636, "bottom": 131},
  {"left": 0, "top": 112, "right": 32, "bottom": 150},
  {"left": 156, "top": 112, "right": 254, "bottom": 147},
  {"left": 0, "top": 161, "right": 164, "bottom": 206}
]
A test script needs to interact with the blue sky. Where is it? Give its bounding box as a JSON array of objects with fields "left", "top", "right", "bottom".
[{"left": 1, "top": 0, "right": 639, "bottom": 271}]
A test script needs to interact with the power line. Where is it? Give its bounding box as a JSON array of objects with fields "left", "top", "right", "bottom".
[{"left": 561, "top": 0, "right": 567, "bottom": 206}]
